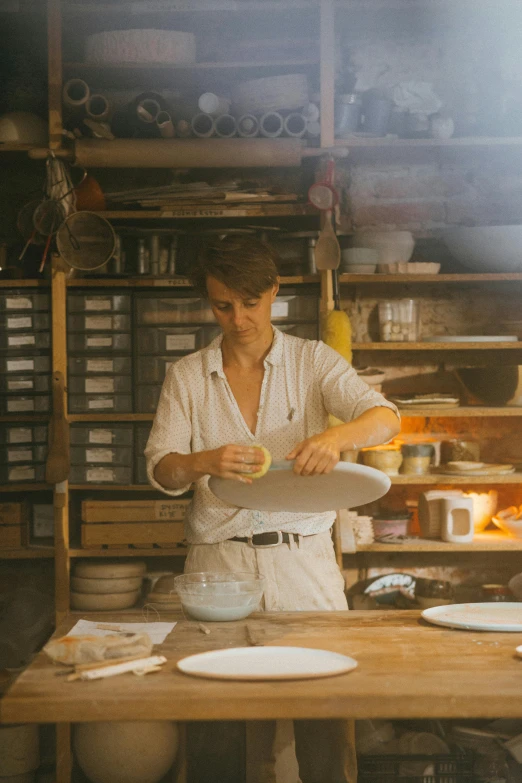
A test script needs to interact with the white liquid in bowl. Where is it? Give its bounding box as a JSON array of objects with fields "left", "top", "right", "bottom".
[{"left": 181, "top": 601, "right": 261, "bottom": 622}]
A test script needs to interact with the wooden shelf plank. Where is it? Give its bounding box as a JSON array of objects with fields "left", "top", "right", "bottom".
[
  {"left": 0, "top": 280, "right": 49, "bottom": 288},
  {"left": 66, "top": 275, "right": 319, "bottom": 287},
  {"left": 0, "top": 416, "right": 49, "bottom": 423},
  {"left": 340, "top": 273, "right": 522, "bottom": 284},
  {"left": 398, "top": 407, "right": 522, "bottom": 418},
  {"left": 96, "top": 205, "right": 317, "bottom": 219},
  {"left": 69, "top": 414, "right": 154, "bottom": 422},
  {"left": 64, "top": 58, "right": 318, "bottom": 72},
  {"left": 69, "top": 485, "right": 159, "bottom": 491},
  {"left": 62, "top": 1, "right": 318, "bottom": 14},
  {"left": 0, "top": 484, "right": 51, "bottom": 492},
  {"left": 391, "top": 473, "right": 522, "bottom": 485},
  {"left": 353, "top": 342, "right": 522, "bottom": 350},
  {"left": 354, "top": 532, "right": 522, "bottom": 553},
  {"left": 69, "top": 548, "right": 187, "bottom": 558},
  {"left": 0, "top": 548, "right": 55, "bottom": 559},
  {"left": 335, "top": 136, "right": 522, "bottom": 149},
  {"left": 0, "top": 144, "right": 35, "bottom": 153}
]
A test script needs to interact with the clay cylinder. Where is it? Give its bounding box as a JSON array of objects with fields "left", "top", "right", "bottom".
[
  {"left": 237, "top": 114, "right": 259, "bottom": 137},
  {"left": 191, "top": 112, "right": 215, "bottom": 138},
  {"left": 259, "top": 111, "right": 284, "bottom": 138},
  {"left": 71, "top": 138, "right": 303, "bottom": 168},
  {"left": 86, "top": 94, "right": 111, "bottom": 121},
  {"left": 156, "top": 111, "right": 175, "bottom": 138},
  {"left": 197, "top": 92, "right": 231, "bottom": 116},
  {"left": 63, "top": 78, "right": 90, "bottom": 108},
  {"left": 214, "top": 114, "right": 237, "bottom": 138},
  {"left": 284, "top": 112, "right": 307, "bottom": 138}
]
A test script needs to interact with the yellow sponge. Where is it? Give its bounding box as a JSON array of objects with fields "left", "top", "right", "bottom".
[{"left": 245, "top": 446, "right": 272, "bottom": 479}]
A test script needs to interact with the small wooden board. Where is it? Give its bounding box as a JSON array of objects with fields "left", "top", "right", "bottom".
[
  {"left": 82, "top": 499, "right": 189, "bottom": 523},
  {"left": 81, "top": 521, "right": 185, "bottom": 548}
]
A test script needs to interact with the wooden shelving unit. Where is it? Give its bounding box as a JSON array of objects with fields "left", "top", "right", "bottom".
[
  {"left": 339, "top": 273, "right": 522, "bottom": 284},
  {"left": 0, "top": 484, "right": 51, "bottom": 493},
  {"left": 355, "top": 532, "right": 522, "bottom": 553},
  {"left": 69, "top": 548, "right": 186, "bottom": 558},
  {"left": 399, "top": 407, "right": 522, "bottom": 418},
  {"left": 0, "top": 547, "right": 55, "bottom": 560},
  {"left": 352, "top": 342, "right": 522, "bottom": 350},
  {"left": 66, "top": 275, "right": 319, "bottom": 288},
  {"left": 95, "top": 205, "right": 317, "bottom": 219},
  {"left": 391, "top": 473, "right": 522, "bottom": 485}
]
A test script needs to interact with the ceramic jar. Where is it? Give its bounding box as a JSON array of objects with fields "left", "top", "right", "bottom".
[
  {"left": 361, "top": 448, "right": 403, "bottom": 476},
  {"left": 400, "top": 444, "right": 434, "bottom": 475}
]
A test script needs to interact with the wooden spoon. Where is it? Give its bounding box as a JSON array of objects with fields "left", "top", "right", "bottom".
[{"left": 314, "top": 210, "right": 340, "bottom": 270}]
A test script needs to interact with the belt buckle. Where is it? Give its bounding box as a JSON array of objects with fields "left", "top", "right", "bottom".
[{"left": 248, "top": 531, "right": 283, "bottom": 548}]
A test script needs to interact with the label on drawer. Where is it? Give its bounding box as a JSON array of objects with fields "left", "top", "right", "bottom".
[
  {"left": 9, "top": 466, "right": 35, "bottom": 481},
  {"left": 86, "top": 448, "right": 114, "bottom": 463},
  {"left": 166, "top": 334, "right": 196, "bottom": 351},
  {"left": 6, "top": 297, "right": 32, "bottom": 310},
  {"left": 85, "top": 316, "right": 112, "bottom": 330},
  {"left": 87, "top": 359, "right": 114, "bottom": 373},
  {"left": 8, "top": 448, "right": 32, "bottom": 463},
  {"left": 9, "top": 428, "right": 32, "bottom": 444},
  {"left": 271, "top": 301, "right": 289, "bottom": 318},
  {"left": 88, "top": 398, "right": 114, "bottom": 410},
  {"left": 89, "top": 429, "right": 113, "bottom": 445},
  {"left": 8, "top": 399, "right": 34, "bottom": 412},
  {"left": 8, "top": 379, "right": 33, "bottom": 391},
  {"left": 85, "top": 298, "right": 111, "bottom": 311},
  {"left": 85, "top": 378, "right": 114, "bottom": 394},
  {"left": 8, "top": 334, "right": 35, "bottom": 347},
  {"left": 86, "top": 467, "right": 114, "bottom": 483},
  {"left": 7, "top": 316, "right": 32, "bottom": 329},
  {"left": 87, "top": 337, "right": 112, "bottom": 348},
  {"left": 7, "top": 359, "right": 34, "bottom": 372}
]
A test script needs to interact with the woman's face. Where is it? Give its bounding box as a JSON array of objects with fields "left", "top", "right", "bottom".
[{"left": 207, "top": 275, "right": 279, "bottom": 345}]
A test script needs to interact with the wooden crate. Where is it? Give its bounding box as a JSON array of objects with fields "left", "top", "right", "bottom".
[
  {"left": 82, "top": 499, "right": 190, "bottom": 523},
  {"left": 0, "top": 503, "right": 28, "bottom": 549},
  {"left": 0, "top": 502, "right": 28, "bottom": 526},
  {"left": 0, "top": 524, "right": 26, "bottom": 549},
  {"left": 81, "top": 521, "right": 185, "bottom": 548}
]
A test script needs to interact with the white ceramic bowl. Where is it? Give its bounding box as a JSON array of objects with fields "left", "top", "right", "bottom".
[
  {"left": 341, "top": 264, "right": 377, "bottom": 274},
  {"left": 353, "top": 231, "right": 415, "bottom": 264},
  {"left": 175, "top": 572, "right": 265, "bottom": 622},
  {"left": 508, "top": 572, "right": 522, "bottom": 600},
  {"left": 442, "top": 225, "right": 522, "bottom": 272},
  {"left": 492, "top": 508, "right": 522, "bottom": 538},
  {"left": 341, "top": 248, "right": 379, "bottom": 265}
]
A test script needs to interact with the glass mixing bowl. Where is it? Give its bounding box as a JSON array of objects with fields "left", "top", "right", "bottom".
[{"left": 174, "top": 572, "right": 265, "bottom": 622}]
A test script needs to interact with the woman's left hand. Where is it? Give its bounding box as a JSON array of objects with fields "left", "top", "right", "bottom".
[{"left": 286, "top": 430, "right": 341, "bottom": 476}]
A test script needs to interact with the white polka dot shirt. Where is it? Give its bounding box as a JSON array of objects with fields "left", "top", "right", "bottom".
[{"left": 145, "top": 327, "right": 399, "bottom": 544}]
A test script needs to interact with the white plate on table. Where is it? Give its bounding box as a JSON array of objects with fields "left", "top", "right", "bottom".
[
  {"left": 209, "top": 460, "right": 390, "bottom": 513},
  {"left": 177, "top": 646, "right": 358, "bottom": 681},
  {"left": 422, "top": 602, "right": 522, "bottom": 632}
]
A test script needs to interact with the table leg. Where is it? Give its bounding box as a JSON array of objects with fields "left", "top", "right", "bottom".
[{"left": 56, "top": 723, "right": 72, "bottom": 783}]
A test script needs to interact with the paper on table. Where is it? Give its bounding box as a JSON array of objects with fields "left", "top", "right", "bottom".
[{"left": 67, "top": 618, "right": 176, "bottom": 645}]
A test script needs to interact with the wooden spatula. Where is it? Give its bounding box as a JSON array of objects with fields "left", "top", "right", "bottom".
[
  {"left": 46, "top": 370, "right": 70, "bottom": 485},
  {"left": 314, "top": 210, "right": 340, "bottom": 270}
]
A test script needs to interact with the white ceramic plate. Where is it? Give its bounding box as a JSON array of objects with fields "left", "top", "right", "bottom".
[
  {"left": 422, "top": 603, "right": 522, "bottom": 632},
  {"left": 209, "top": 460, "right": 390, "bottom": 513},
  {"left": 177, "top": 646, "right": 358, "bottom": 680},
  {"left": 423, "top": 335, "right": 518, "bottom": 342}
]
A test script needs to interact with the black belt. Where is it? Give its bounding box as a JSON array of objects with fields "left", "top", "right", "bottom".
[{"left": 230, "top": 531, "right": 304, "bottom": 548}]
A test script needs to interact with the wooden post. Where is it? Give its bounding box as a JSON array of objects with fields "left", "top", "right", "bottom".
[
  {"left": 56, "top": 724, "right": 72, "bottom": 783},
  {"left": 320, "top": 0, "right": 335, "bottom": 148},
  {"left": 47, "top": 0, "right": 63, "bottom": 149}
]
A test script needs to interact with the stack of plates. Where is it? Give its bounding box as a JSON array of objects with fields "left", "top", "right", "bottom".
[
  {"left": 71, "top": 561, "right": 145, "bottom": 611},
  {"left": 389, "top": 393, "right": 460, "bottom": 410}
]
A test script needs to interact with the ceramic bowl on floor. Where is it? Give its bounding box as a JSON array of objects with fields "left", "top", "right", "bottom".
[{"left": 174, "top": 572, "right": 265, "bottom": 622}]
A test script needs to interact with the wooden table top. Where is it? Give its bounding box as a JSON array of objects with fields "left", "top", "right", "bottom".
[{"left": 2, "top": 610, "right": 522, "bottom": 723}]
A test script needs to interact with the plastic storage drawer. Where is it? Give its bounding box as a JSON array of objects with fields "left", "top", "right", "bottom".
[
  {"left": 136, "top": 385, "right": 161, "bottom": 413},
  {"left": 70, "top": 424, "right": 133, "bottom": 446},
  {"left": 68, "top": 357, "right": 132, "bottom": 376},
  {"left": 0, "top": 425, "right": 47, "bottom": 444},
  {"left": 1, "top": 355, "right": 51, "bottom": 375},
  {"left": 68, "top": 294, "right": 131, "bottom": 313},
  {"left": 69, "top": 465, "right": 133, "bottom": 485},
  {"left": 0, "top": 374, "right": 51, "bottom": 394},
  {"left": 136, "top": 355, "right": 183, "bottom": 384},
  {"left": 0, "top": 292, "right": 49, "bottom": 312},
  {"left": 68, "top": 394, "right": 132, "bottom": 413},
  {"left": 0, "top": 444, "right": 47, "bottom": 463},
  {"left": 277, "top": 323, "right": 319, "bottom": 340},
  {"left": 71, "top": 446, "right": 133, "bottom": 466},
  {"left": 67, "top": 333, "right": 132, "bottom": 353},
  {"left": 137, "top": 326, "right": 209, "bottom": 354},
  {"left": 136, "top": 296, "right": 214, "bottom": 325},
  {"left": 0, "top": 313, "right": 50, "bottom": 331},
  {"left": 69, "top": 375, "right": 132, "bottom": 395},
  {"left": 0, "top": 332, "right": 50, "bottom": 352},
  {"left": 135, "top": 424, "right": 152, "bottom": 484},
  {"left": 0, "top": 395, "right": 51, "bottom": 414},
  {"left": 271, "top": 294, "right": 317, "bottom": 321},
  {"left": 67, "top": 314, "right": 131, "bottom": 332},
  {"left": 0, "top": 464, "right": 46, "bottom": 483}
]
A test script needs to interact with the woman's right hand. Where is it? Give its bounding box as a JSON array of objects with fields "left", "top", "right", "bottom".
[{"left": 196, "top": 444, "right": 266, "bottom": 484}]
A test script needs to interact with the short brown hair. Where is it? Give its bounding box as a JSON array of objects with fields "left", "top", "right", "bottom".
[{"left": 190, "top": 235, "right": 279, "bottom": 298}]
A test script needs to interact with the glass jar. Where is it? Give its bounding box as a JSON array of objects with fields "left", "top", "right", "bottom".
[
  {"left": 415, "top": 578, "right": 455, "bottom": 608},
  {"left": 400, "top": 444, "right": 435, "bottom": 475},
  {"left": 481, "top": 584, "right": 513, "bottom": 602},
  {"left": 378, "top": 299, "right": 419, "bottom": 342}
]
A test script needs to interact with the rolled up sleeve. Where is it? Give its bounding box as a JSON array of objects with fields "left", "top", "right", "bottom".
[
  {"left": 145, "top": 364, "right": 193, "bottom": 496},
  {"left": 314, "top": 341, "right": 400, "bottom": 424}
]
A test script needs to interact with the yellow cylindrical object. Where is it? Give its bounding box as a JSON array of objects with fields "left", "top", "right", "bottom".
[{"left": 71, "top": 138, "right": 303, "bottom": 168}]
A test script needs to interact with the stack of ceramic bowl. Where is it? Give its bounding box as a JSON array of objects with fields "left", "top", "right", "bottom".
[
  {"left": 352, "top": 230, "right": 415, "bottom": 271},
  {"left": 340, "top": 247, "right": 378, "bottom": 274},
  {"left": 71, "top": 561, "right": 146, "bottom": 610},
  {"left": 0, "top": 723, "right": 40, "bottom": 783},
  {"left": 145, "top": 573, "right": 181, "bottom": 611}
]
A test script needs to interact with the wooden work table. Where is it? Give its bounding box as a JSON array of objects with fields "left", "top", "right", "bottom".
[{"left": 2, "top": 609, "right": 522, "bottom": 724}]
